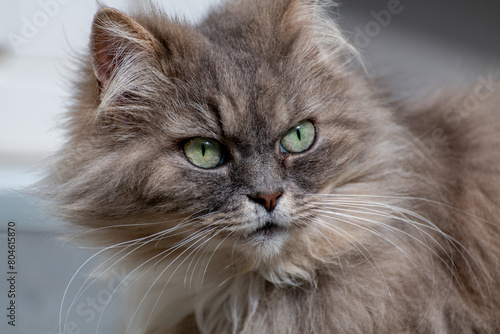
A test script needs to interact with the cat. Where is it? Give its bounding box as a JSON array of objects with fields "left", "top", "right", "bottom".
[{"left": 39, "top": 0, "right": 500, "bottom": 333}]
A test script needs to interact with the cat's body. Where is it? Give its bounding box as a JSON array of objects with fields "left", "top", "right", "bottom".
[{"left": 40, "top": 0, "right": 500, "bottom": 333}]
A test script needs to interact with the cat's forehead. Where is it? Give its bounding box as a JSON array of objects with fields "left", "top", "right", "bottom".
[
  {"left": 165, "top": 47, "right": 307, "bottom": 144},
  {"left": 215, "top": 88, "right": 290, "bottom": 144}
]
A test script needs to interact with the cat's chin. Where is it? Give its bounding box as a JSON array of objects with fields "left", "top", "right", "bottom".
[{"left": 236, "top": 221, "right": 292, "bottom": 263}]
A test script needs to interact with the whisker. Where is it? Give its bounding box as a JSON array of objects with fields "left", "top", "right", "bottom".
[
  {"left": 94, "top": 225, "right": 217, "bottom": 334},
  {"left": 310, "top": 198, "right": 458, "bottom": 260},
  {"left": 309, "top": 193, "right": 491, "bottom": 225},
  {"left": 307, "top": 195, "right": 492, "bottom": 309},
  {"left": 309, "top": 204, "right": 455, "bottom": 272},
  {"left": 66, "top": 209, "right": 212, "bottom": 243},
  {"left": 61, "top": 212, "right": 210, "bottom": 334},
  {"left": 60, "top": 231, "right": 168, "bottom": 334},
  {"left": 309, "top": 216, "right": 393, "bottom": 300},
  {"left": 125, "top": 225, "right": 222, "bottom": 334},
  {"left": 315, "top": 198, "right": 489, "bottom": 292},
  {"left": 312, "top": 208, "right": 429, "bottom": 276},
  {"left": 304, "top": 219, "right": 344, "bottom": 272},
  {"left": 142, "top": 228, "right": 230, "bottom": 333},
  {"left": 201, "top": 231, "right": 233, "bottom": 288}
]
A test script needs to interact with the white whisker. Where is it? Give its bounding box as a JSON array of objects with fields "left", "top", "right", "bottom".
[
  {"left": 307, "top": 194, "right": 492, "bottom": 310},
  {"left": 309, "top": 204, "right": 455, "bottom": 275},
  {"left": 309, "top": 216, "right": 393, "bottom": 301},
  {"left": 141, "top": 228, "right": 230, "bottom": 333},
  {"left": 125, "top": 225, "right": 222, "bottom": 334},
  {"left": 303, "top": 219, "right": 343, "bottom": 270},
  {"left": 94, "top": 225, "right": 217, "bottom": 334}
]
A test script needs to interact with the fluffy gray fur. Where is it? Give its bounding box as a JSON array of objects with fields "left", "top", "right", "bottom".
[{"left": 38, "top": 0, "right": 500, "bottom": 333}]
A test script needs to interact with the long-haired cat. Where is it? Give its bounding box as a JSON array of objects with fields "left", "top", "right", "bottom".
[{"left": 39, "top": 0, "right": 500, "bottom": 333}]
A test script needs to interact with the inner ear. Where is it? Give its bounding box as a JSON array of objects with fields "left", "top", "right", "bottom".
[{"left": 90, "top": 7, "right": 161, "bottom": 89}]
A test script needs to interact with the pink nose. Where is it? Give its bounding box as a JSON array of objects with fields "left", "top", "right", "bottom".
[{"left": 248, "top": 192, "right": 283, "bottom": 212}]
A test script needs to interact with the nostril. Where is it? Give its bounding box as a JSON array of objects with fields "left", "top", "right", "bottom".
[
  {"left": 249, "top": 196, "right": 267, "bottom": 207},
  {"left": 248, "top": 192, "right": 283, "bottom": 212}
]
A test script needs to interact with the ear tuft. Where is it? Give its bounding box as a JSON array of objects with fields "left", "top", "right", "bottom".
[
  {"left": 281, "top": 0, "right": 364, "bottom": 72},
  {"left": 90, "top": 7, "right": 160, "bottom": 88}
]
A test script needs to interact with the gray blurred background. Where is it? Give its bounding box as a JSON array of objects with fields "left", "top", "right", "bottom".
[{"left": 0, "top": 0, "right": 499, "bottom": 333}]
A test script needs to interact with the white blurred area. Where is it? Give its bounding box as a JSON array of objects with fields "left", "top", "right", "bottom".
[{"left": 0, "top": 0, "right": 221, "bottom": 192}]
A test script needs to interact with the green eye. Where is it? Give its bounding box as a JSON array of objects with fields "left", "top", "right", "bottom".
[
  {"left": 183, "top": 138, "right": 224, "bottom": 169},
  {"left": 280, "top": 121, "right": 316, "bottom": 153}
]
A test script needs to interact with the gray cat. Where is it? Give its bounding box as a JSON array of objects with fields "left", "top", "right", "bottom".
[{"left": 39, "top": 0, "right": 500, "bottom": 333}]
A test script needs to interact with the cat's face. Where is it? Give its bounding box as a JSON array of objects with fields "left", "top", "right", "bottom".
[{"left": 52, "top": 0, "right": 408, "bottom": 278}]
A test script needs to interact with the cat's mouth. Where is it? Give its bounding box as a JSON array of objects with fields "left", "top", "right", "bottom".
[{"left": 245, "top": 221, "right": 287, "bottom": 240}]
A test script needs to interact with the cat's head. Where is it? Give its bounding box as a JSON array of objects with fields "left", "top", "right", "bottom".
[{"left": 44, "top": 0, "right": 414, "bottom": 283}]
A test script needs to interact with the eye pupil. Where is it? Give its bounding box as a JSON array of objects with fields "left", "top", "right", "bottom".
[
  {"left": 296, "top": 128, "right": 301, "bottom": 141},
  {"left": 201, "top": 144, "right": 206, "bottom": 156}
]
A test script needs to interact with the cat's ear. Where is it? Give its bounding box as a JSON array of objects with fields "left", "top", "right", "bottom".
[
  {"left": 90, "top": 7, "right": 161, "bottom": 89},
  {"left": 280, "top": 0, "right": 362, "bottom": 71}
]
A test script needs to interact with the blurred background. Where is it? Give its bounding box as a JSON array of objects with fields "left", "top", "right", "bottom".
[{"left": 0, "top": 0, "right": 499, "bottom": 333}]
